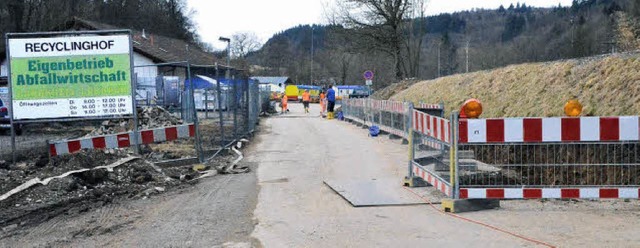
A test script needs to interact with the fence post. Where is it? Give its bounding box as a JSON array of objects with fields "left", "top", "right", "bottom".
[
  {"left": 205, "top": 90, "right": 209, "bottom": 119},
  {"left": 450, "top": 111, "right": 460, "bottom": 199},
  {"left": 215, "top": 64, "right": 225, "bottom": 148},
  {"left": 403, "top": 102, "right": 408, "bottom": 137},
  {"left": 378, "top": 101, "right": 382, "bottom": 127},
  {"left": 407, "top": 102, "right": 415, "bottom": 179},
  {"left": 130, "top": 73, "right": 141, "bottom": 155},
  {"left": 390, "top": 102, "right": 395, "bottom": 133},
  {"left": 229, "top": 78, "right": 240, "bottom": 140},
  {"left": 245, "top": 78, "right": 250, "bottom": 134},
  {"left": 186, "top": 62, "right": 204, "bottom": 162}
]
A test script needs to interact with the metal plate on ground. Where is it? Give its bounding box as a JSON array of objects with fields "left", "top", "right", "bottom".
[{"left": 324, "top": 180, "right": 427, "bottom": 207}]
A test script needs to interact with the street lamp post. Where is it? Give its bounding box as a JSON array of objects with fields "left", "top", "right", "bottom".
[
  {"left": 219, "top": 36, "right": 231, "bottom": 78},
  {"left": 311, "top": 26, "right": 314, "bottom": 85}
]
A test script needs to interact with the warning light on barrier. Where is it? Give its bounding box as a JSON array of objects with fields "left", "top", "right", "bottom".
[
  {"left": 460, "top": 98, "right": 483, "bottom": 119},
  {"left": 564, "top": 99, "right": 582, "bottom": 117}
]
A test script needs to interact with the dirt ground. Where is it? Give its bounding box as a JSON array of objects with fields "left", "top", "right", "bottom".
[
  {"left": 252, "top": 103, "right": 640, "bottom": 248},
  {"left": 0, "top": 145, "right": 258, "bottom": 247}
]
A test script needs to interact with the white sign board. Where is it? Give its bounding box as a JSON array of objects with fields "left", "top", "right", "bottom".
[
  {"left": 8, "top": 34, "right": 134, "bottom": 120},
  {"left": 366, "top": 80, "right": 373, "bottom": 86}
]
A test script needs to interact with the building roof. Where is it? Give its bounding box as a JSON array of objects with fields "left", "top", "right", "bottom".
[
  {"left": 65, "top": 18, "right": 225, "bottom": 68},
  {"left": 250, "top": 76, "right": 292, "bottom": 85}
]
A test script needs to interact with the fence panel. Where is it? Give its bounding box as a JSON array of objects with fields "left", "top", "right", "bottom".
[
  {"left": 455, "top": 116, "right": 640, "bottom": 200},
  {"left": 409, "top": 109, "right": 456, "bottom": 197},
  {"left": 342, "top": 98, "right": 442, "bottom": 140}
]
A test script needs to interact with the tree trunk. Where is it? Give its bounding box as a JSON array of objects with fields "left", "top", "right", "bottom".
[{"left": 395, "top": 40, "right": 403, "bottom": 80}]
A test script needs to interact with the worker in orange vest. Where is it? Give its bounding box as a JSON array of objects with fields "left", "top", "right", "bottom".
[
  {"left": 302, "top": 90, "right": 311, "bottom": 114},
  {"left": 319, "top": 90, "right": 326, "bottom": 117},
  {"left": 281, "top": 93, "right": 288, "bottom": 114}
]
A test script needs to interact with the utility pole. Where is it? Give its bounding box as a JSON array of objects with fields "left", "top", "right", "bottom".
[
  {"left": 311, "top": 26, "right": 314, "bottom": 85},
  {"left": 465, "top": 40, "right": 470, "bottom": 73},
  {"left": 437, "top": 42, "right": 441, "bottom": 78}
]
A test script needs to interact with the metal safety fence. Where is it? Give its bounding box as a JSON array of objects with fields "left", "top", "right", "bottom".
[
  {"left": 456, "top": 116, "right": 640, "bottom": 199},
  {"left": 343, "top": 98, "right": 640, "bottom": 201},
  {"left": 341, "top": 98, "right": 443, "bottom": 140},
  {"left": 405, "top": 111, "right": 640, "bottom": 200},
  {"left": 1, "top": 62, "right": 261, "bottom": 165},
  {"left": 133, "top": 63, "right": 261, "bottom": 161}
]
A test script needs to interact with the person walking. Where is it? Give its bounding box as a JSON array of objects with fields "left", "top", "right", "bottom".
[
  {"left": 302, "top": 89, "right": 311, "bottom": 114},
  {"left": 319, "top": 90, "right": 326, "bottom": 117},
  {"left": 281, "top": 93, "right": 288, "bottom": 114},
  {"left": 326, "top": 85, "right": 336, "bottom": 119}
]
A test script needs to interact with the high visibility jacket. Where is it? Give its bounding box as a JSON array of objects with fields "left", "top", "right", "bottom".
[
  {"left": 320, "top": 93, "right": 325, "bottom": 100},
  {"left": 302, "top": 92, "right": 311, "bottom": 102},
  {"left": 327, "top": 88, "right": 336, "bottom": 102},
  {"left": 281, "top": 96, "right": 288, "bottom": 105}
]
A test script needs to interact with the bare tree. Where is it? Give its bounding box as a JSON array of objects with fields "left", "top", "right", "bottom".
[
  {"left": 231, "top": 32, "right": 262, "bottom": 58},
  {"left": 403, "top": 0, "right": 427, "bottom": 78},
  {"left": 333, "top": 0, "right": 417, "bottom": 80}
]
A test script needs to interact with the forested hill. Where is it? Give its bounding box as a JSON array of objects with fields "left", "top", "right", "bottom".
[
  {"left": 251, "top": 0, "right": 640, "bottom": 88},
  {"left": 0, "top": 0, "right": 198, "bottom": 47}
]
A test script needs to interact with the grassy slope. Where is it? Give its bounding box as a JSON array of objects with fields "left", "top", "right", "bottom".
[{"left": 390, "top": 53, "right": 640, "bottom": 118}]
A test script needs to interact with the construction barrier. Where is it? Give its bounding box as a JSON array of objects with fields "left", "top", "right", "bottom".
[
  {"left": 406, "top": 111, "right": 640, "bottom": 201},
  {"left": 341, "top": 98, "right": 444, "bottom": 140},
  {"left": 343, "top": 97, "right": 640, "bottom": 208},
  {"left": 456, "top": 116, "right": 640, "bottom": 200},
  {"left": 49, "top": 124, "right": 195, "bottom": 156}
]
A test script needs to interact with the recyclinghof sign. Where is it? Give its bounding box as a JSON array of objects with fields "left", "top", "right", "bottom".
[{"left": 8, "top": 34, "right": 134, "bottom": 120}]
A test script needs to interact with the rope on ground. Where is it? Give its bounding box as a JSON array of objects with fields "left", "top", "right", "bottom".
[{"left": 403, "top": 187, "right": 556, "bottom": 248}]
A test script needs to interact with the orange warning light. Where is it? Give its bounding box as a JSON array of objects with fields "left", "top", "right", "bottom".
[
  {"left": 460, "top": 98, "right": 483, "bottom": 119},
  {"left": 564, "top": 99, "right": 582, "bottom": 117}
]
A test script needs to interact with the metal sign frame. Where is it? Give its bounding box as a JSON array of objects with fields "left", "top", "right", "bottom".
[{"left": 5, "top": 30, "right": 139, "bottom": 161}]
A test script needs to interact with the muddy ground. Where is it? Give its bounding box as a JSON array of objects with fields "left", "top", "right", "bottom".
[{"left": 0, "top": 143, "right": 241, "bottom": 234}]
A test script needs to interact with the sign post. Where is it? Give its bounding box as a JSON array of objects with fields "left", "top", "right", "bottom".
[
  {"left": 363, "top": 70, "right": 374, "bottom": 93},
  {"left": 6, "top": 30, "right": 136, "bottom": 160}
]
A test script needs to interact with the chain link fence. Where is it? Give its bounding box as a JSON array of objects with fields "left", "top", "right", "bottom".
[{"left": 1, "top": 62, "right": 261, "bottom": 165}]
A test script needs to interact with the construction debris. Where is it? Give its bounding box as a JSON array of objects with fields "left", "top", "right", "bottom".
[
  {"left": 215, "top": 139, "right": 250, "bottom": 174},
  {"left": 0, "top": 156, "right": 139, "bottom": 202},
  {"left": 0, "top": 150, "right": 198, "bottom": 229},
  {"left": 83, "top": 106, "right": 183, "bottom": 137}
]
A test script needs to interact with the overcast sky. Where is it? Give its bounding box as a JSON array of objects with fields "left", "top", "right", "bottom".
[{"left": 187, "top": 0, "right": 573, "bottom": 50}]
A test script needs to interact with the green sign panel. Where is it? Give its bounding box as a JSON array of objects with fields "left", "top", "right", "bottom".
[{"left": 8, "top": 34, "right": 134, "bottom": 120}]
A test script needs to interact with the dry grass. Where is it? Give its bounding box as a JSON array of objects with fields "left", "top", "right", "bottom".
[
  {"left": 390, "top": 53, "right": 640, "bottom": 117},
  {"left": 371, "top": 79, "right": 418, "bottom": 100}
]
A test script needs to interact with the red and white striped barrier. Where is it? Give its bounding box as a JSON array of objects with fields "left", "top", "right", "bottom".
[
  {"left": 460, "top": 187, "right": 640, "bottom": 199},
  {"left": 421, "top": 139, "right": 442, "bottom": 150},
  {"left": 413, "top": 162, "right": 452, "bottom": 197},
  {"left": 379, "top": 124, "right": 406, "bottom": 139},
  {"left": 417, "top": 103, "right": 443, "bottom": 110},
  {"left": 378, "top": 100, "right": 405, "bottom": 113},
  {"left": 459, "top": 116, "right": 639, "bottom": 143},
  {"left": 387, "top": 101, "right": 405, "bottom": 113},
  {"left": 413, "top": 110, "right": 450, "bottom": 144},
  {"left": 49, "top": 124, "right": 196, "bottom": 156}
]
